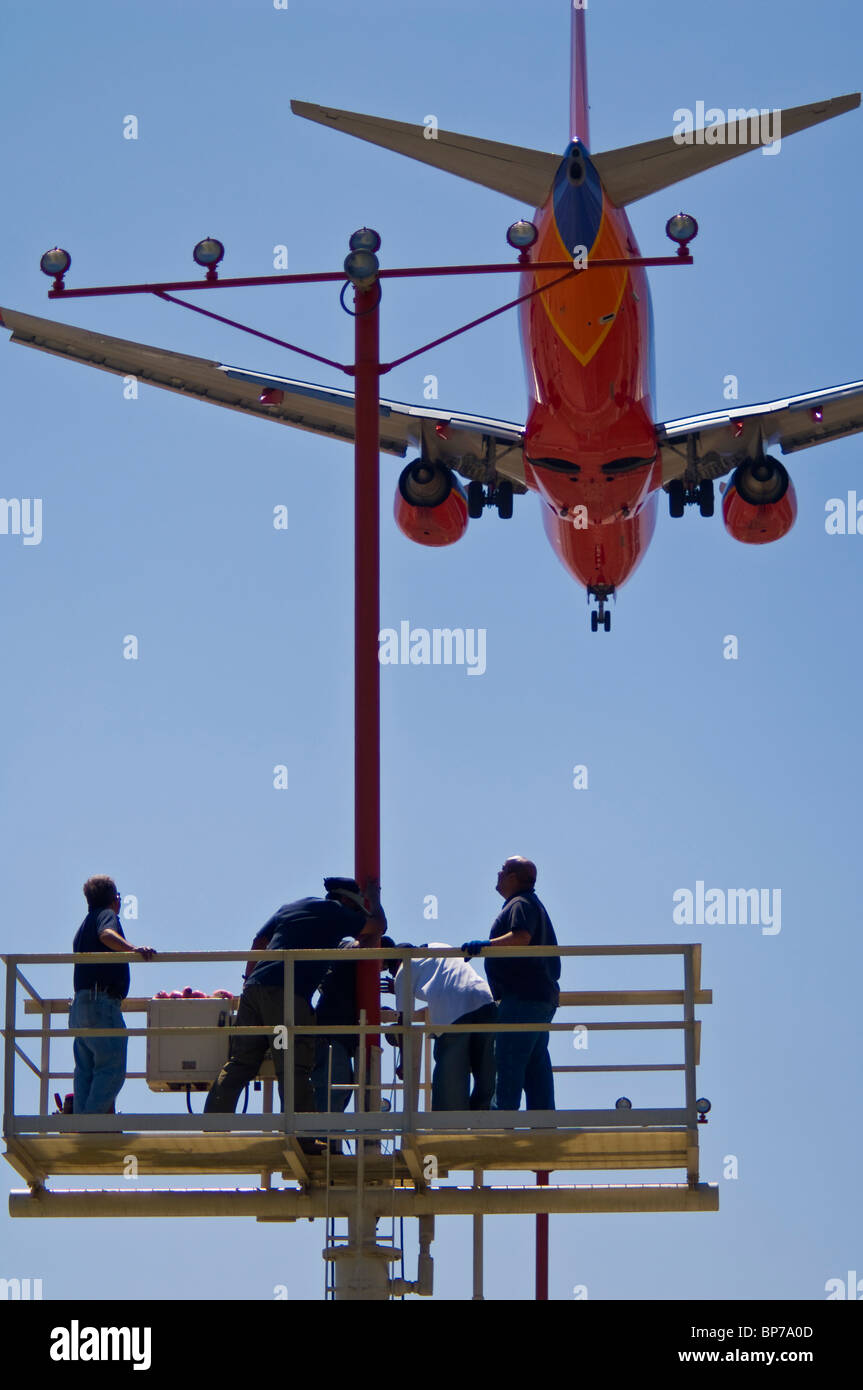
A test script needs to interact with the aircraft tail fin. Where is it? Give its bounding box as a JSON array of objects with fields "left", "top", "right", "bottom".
[
  {"left": 570, "top": 5, "right": 589, "bottom": 147},
  {"left": 593, "top": 94, "right": 860, "bottom": 207},
  {"left": 290, "top": 100, "right": 559, "bottom": 206}
]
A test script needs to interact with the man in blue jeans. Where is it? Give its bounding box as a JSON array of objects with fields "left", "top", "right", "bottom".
[
  {"left": 463, "top": 857, "right": 560, "bottom": 1111},
  {"left": 71, "top": 876, "right": 156, "bottom": 1113},
  {"left": 387, "top": 944, "right": 497, "bottom": 1110}
]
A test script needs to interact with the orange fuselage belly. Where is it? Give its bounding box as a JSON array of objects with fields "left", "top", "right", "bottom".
[{"left": 519, "top": 144, "right": 661, "bottom": 591}]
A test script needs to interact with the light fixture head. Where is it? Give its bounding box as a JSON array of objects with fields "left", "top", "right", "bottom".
[
  {"left": 193, "top": 238, "right": 225, "bottom": 268},
  {"left": 344, "top": 248, "right": 380, "bottom": 289},
  {"left": 695, "top": 1097, "right": 712, "bottom": 1115},
  {"left": 665, "top": 213, "right": 699, "bottom": 246},
  {"left": 40, "top": 247, "right": 71, "bottom": 279},
  {"left": 349, "top": 227, "right": 381, "bottom": 254},
  {"left": 506, "top": 220, "right": 539, "bottom": 250}
]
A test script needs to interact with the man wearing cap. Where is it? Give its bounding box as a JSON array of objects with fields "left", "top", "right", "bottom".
[
  {"left": 204, "top": 879, "right": 385, "bottom": 1146},
  {"left": 462, "top": 856, "right": 561, "bottom": 1111},
  {"left": 71, "top": 875, "right": 156, "bottom": 1114}
]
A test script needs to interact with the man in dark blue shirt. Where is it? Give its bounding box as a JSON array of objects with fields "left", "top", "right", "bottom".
[
  {"left": 463, "top": 857, "right": 560, "bottom": 1110},
  {"left": 71, "top": 876, "right": 156, "bottom": 1113},
  {"left": 204, "top": 879, "right": 385, "bottom": 1141},
  {"left": 312, "top": 934, "right": 395, "bottom": 1115}
]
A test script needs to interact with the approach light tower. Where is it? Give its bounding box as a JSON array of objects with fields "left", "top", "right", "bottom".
[{"left": 1, "top": 226, "right": 716, "bottom": 1301}]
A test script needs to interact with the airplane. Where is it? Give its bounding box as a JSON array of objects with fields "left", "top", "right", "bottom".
[{"left": 2, "top": 6, "right": 861, "bottom": 631}]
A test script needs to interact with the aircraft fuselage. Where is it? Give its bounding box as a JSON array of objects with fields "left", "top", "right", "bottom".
[{"left": 520, "top": 144, "right": 662, "bottom": 593}]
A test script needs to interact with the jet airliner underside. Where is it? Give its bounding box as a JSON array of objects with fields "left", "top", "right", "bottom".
[{"left": 2, "top": 6, "right": 860, "bottom": 630}]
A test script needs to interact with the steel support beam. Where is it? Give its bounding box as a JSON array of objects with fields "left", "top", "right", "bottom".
[{"left": 9, "top": 1183, "right": 719, "bottom": 1219}]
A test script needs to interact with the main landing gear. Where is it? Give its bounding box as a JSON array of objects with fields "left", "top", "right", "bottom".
[
  {"left": 667, "top": 478, "right": 714, "bottom": 518},
  {"left": 467, "top": 479, "right": 514, "bottom": 519},
  {"left": 588, "top": 586, "right": 614, "bottom": 632}
]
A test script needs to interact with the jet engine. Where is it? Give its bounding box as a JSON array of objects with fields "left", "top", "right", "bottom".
[
  {"left": 722, "top": 457, "right": 797, "bottom": 544},
  {"left": 394, "top": 460, "right": 469, "bottom": 547}
]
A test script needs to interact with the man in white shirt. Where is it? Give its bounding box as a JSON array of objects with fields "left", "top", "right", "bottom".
[{"left": 389, "top": 944, "right": 497, "bottom": 1110}]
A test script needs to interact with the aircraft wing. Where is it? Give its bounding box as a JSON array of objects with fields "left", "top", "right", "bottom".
[
  {"left": 0, "top": 306, "right": 527, "bottom": 488},
  {"left": 657, "top": 378, "right": 863, "bottom": 486}
]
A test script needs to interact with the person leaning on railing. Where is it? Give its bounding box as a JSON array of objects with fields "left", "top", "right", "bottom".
[
  {"left": 462, "top": 856, "right": 561, "bottom": 1112},
  {"left": 203, "top": 876, "right": 385, "bottom": 1153},
  {"left": 71, "top": 875, "right": 157, "bottom": 1114},
  {"left": 384, "top": 944, "right": 497, "bottom": 1111}
]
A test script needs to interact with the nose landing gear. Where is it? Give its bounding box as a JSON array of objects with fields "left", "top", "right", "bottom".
[{"left": 588, "top": 586, "right": 614, "bottom": 632}]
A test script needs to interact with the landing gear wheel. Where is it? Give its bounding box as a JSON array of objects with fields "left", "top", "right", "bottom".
[
  {"left": 496, "top": 480, "right": 514, "bottom": 519},
  {"left": 668, "top": 479, "right": 685, "bottom": 518},
  {"left": 698, "top": 479, "right": 715, "bottom": 518},
  {"left": 591, "top": 611, "right": 599, "bottom": 633},
  {"left": 603, "top": 610, "right": 611, "bottom": 632},
  {"left": 467, "top": 481, "right": 485, "bottom": 520}
]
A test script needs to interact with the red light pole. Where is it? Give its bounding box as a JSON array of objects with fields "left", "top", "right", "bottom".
[
  {"left": 352, "top": 267, "right": 382, "bottom": 1061},
  {"left": 536, "top": 1170, "right": 549, "bottom": 1300}
]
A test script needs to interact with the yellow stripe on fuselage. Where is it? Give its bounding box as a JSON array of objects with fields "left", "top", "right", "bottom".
[{"left": 536, "top": 192, "right": 629, "bottom": 367}]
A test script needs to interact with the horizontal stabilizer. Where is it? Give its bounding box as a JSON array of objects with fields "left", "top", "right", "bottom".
[
  {"left": 291, "top": 100, "right": 559, "bottom": 206},
  {"left": 593, "top": 93, "right": 860, "bottom": 206}
]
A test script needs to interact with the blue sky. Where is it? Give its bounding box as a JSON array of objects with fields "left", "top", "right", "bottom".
[{"left": 1, "top": 0, "right": 861, "bottom": 1301}]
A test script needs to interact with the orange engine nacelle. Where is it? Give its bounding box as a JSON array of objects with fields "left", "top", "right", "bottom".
[
  {"left": 722, "top": 457, "right": 797, "bottom": 544},
  {"left": 394, "top": 461, "right": 469, "bottom": 547}
]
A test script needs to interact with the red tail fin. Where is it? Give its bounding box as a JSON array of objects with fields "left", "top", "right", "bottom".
[{"left": 570, "top": 4, "right": 590, "bottom": 148}]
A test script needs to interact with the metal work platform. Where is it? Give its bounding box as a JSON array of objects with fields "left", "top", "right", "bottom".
[
  {"left": 3, "top": 943, "right": 716, "bottom": 1292},
  {"left": 4, "top": 1123, "right": 703, "bottom": 1183},
  {"left": 3, "top": 944, "right": 716, "bottom": 1204}
]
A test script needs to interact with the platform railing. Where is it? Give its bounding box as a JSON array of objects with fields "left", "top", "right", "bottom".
[{"left": 2, "top": 943, "right": 710, "bottom": 1147}]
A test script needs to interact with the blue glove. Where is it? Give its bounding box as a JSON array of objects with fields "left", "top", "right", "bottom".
[{"left": 461, "top": 939, "right": 487, "bottom": 958}]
